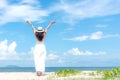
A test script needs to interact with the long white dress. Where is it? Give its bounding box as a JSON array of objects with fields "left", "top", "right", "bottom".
[{"left": 33, "top": 41, "right": 46, "bottom": 72}]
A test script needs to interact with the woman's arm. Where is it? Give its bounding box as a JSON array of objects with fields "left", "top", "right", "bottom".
[
  {"left": 26, "top": 20, "right": 36, "bottom": 32},
  {"left": 45, "top": 21, "right": 56, "bottom": 33},
  {"left": 42, "top": 21, "right": 56, "bottom": 41}
]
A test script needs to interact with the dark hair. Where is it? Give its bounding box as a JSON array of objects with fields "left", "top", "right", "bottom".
[{"left": 35, "top": 32, "right": 45, "bottom": 41}]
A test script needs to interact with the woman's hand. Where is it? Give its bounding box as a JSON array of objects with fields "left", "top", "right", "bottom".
[
  {"left": 50, "top": 21, "right": 56, "bottom": 25},
  {"left": 26, "top": 20, "right": 32, "bottom": 25}
]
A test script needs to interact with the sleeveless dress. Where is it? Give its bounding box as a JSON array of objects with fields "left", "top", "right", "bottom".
[{"left": 33, "top": 41, "right": 46, "bottom": 72}]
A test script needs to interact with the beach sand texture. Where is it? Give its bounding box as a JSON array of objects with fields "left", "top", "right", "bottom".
[
  {"left": 0, "top": 72, "right": 53, "bottom": 80},
  {"left": 0, "top": 71, "right": 103, "bottom": 80}
]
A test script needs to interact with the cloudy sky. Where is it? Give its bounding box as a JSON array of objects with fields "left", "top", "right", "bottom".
[{"left": 0, "top": 0, "right": 120, "bottom": 67}]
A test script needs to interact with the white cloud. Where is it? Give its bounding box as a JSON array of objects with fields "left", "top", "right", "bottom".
[
  {"left": 0, "top": 40, "right": 15, "bottom": 54},
  {"left": 0, "top": 0, "right": 48, "bottom": 25},
  {"left": 8, "top": 42, "right": 16, "bottom": 54},
  {"left": 64, "top": 48, "right": 106, "bottom": 56},
  {"left": 64, "top": 35, "right": 88, "bottom": 41},
  {"left": 0, "top": 0, "right": 120, "bottom": 25},
  {"left": 0, "top": 40, "right": 34, "bottom": 60},
  {"left": 47, "top": 53, "right": 59, "bottom": 60},
  {"left": 104, "top": 34, "right": 120, "bottom": 38},
  {"left": 90, "top": 31, "right": 103, "bottom": 40},
  {"left": 0, "top": 40, "right": 18, "bottom": 60},
  {"left": 0, "top": 40, "right": 61, "bottom": 61},
  {"left": 0, "top": 0, "right": 7, "bottom": 8},
  {"left": 59, "top": 27, "right": 75, "bottom": 35},
  {"left": 96, "top": 24, "right": 108, "bottom": 28},
  {"left": 65, "top": 31, "right": 120, "bottom": 41},
  {"left": 20, "top": 0, "right": 39, "bottom": 5},
  {"left": 50, "top": 0, "right": 120, "bottom": 24}
]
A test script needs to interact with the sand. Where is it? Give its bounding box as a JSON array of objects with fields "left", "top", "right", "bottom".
[
  {"left": 0, "top": 71, "right": 103, "bottom": 80},
  {"left": 0, "top": 72, "right": 53, "bottom": 80}
]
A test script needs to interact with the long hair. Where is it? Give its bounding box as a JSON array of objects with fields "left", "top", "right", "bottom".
[{"left": 35, "top": 32, "right": 45, "bottom": 41}]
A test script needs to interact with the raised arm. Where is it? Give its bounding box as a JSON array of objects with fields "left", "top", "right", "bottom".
[
  {"left": 26, "top": 20, "right": 36, "bottom": 32},
  {"left": 45, "top": 21, "right": 56, "bottom": 33}
]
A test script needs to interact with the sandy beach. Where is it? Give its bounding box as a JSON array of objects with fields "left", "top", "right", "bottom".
[
  {"left": 0, "top": 72, "right": 53, "bottom": 80},
  {"left": 0, "top": 71, "right": 103, "bottom": 80}
]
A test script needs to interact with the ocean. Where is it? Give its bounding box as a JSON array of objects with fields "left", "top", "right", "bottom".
[{"left": 0, "top": 67, "right": 116, "bottom": 72}]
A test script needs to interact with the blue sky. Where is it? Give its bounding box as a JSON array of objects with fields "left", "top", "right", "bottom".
[{"left": 0, "top": 0, "right": 120, "bottom": 67}]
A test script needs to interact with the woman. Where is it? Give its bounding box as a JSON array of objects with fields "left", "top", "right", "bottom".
[{"left": 26, "top": 20, "right": 56, "bottom": 76}]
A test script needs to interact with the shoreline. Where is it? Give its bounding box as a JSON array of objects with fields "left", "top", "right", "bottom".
[{"left": 0, "top": 66, "right": 116, "bottom": 72}]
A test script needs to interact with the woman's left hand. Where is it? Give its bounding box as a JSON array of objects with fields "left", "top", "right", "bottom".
[{"left": 26, "top": 20, "right": 32, "bottom": 25}]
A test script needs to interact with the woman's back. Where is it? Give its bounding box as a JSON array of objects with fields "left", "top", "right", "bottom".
[{"left": 35, "top": 31, "right": 46, "bottom": 42}]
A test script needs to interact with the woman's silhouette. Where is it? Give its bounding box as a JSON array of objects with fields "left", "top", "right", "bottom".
[{"left": 26, "top": 20, "right": 56, "bottom": 76}]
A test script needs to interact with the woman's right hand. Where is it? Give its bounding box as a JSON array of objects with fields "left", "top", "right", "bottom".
[{"left": 50, "top": 21, "right": 56, "bottom": 25}]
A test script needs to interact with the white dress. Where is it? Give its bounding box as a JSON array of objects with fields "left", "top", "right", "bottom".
[{"left": 33, "top": 41, "right": 46, "bottom": 72}]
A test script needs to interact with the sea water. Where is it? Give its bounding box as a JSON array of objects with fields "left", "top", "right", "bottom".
[{"left": 0, "top": 67, "right": 115, "bottom": 72}]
